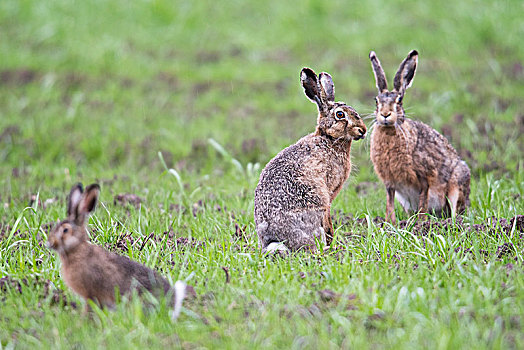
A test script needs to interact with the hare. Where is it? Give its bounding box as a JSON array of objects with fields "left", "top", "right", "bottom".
[
  {"left": 254, "top": 68, "right": 366, "bottom": 255},
  {"left": 368, "top": 50, "right": 470, "bottom": 224},
  {"left": 48, "top": 183, "right": 191, "bottom": 319}
]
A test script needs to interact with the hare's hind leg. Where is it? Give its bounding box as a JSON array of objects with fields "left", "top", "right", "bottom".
[
  {"left": 457, "top": 185, "right": 469, "bottom": 214},
  {"left": 323, "top": 209, "right": 334, "bottom": 245},
  {"left": 280, "top": 210, "right": 325, "bottom": 251},
  {"left": 416, "top": 176, "right": 430, "bottom": 220},
  {"left": 446, "top": 185, "right": 460, "bottom": 218},
  {"left": 448, "top": 161, "right": 470, "bottom": 216},
  {"left": 257, "top": 221, "right": 277, "bottom": 250},
  {"left": 459, "top": 164, "right": 471, "bottom": 212},
  {"left": 257, "top": 210, "right": 325, "bottom": 254},
  {"left": 256, "top": 220, "right": 293, "bottom": 256}
]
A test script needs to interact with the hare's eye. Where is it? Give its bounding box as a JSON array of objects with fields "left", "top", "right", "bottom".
[
  {"left": 63, "top": 228, "right": 69, "bottom": 234},
  {"left": 335, "top": 111, "right": 345, "bottom": 120}
]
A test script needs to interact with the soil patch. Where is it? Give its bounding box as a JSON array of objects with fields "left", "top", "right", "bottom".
[
  {"left": 114, "top": 193, "right": 143, "bottom": 209},
  {"left": 0, "top": 276, "right": 24, "bottom": 294},
  {"left": 41, "top": 279, "right": 77, "bottom": 308},
  {"left": 335, "top": 213, "right": 524, "bottom": 237},
  {"left": 392, "top": 215, "right": 524, "bottom": 237},
  {"left": 315, "top": 289, "right": 358, "bottom": 311},
  {"left": 0, "top": 69, "right": 38, "bottom": 86}
]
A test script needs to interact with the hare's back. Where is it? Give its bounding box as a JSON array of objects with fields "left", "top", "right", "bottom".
[
  {"left": 411, "top": 121, "right": 461, "bottom": 175},
  {"left": 255, "top": 141, "right": 323, "bottom": 213},
  {"left": 412, "top": 121, "right": 458, "bottom": 157},
  {"left": 107, "top": 252, "right": 172, "bottom": 295}
]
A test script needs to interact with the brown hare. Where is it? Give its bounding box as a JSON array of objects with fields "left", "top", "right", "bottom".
[
  {"left": 254, "top": 68, "right": 366, "bottom": 255},
  {"left": 48, "top": 183, "right": 191, "bottom": 319},
  {"left": 368, "top": 50, "right": 470, "bottom": 224}
]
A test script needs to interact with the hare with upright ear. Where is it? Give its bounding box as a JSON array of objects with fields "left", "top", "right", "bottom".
[
  {"left": 368, "top": 50, "right": 470, "bottom": 223},
  {"left": 254, "top": 68, "right": 366, "bottom": 255},
  {"left": 48, "top": 183, "right": 191, "bottom": 319}
]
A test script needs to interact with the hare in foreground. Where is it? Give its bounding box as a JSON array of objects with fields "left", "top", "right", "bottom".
[
  {"left": 254, "top": 68, "right": 366, "bottom": 255},
  {"left": 368, "top": 50, "right": 470, "bottom": 223},
  {"left": 48, "top": 183, "right": 191, "bottom": 319}
]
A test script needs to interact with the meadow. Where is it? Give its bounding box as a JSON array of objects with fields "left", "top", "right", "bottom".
[{"left": 0, "top": 0, "right": 523, "bottom": 348}]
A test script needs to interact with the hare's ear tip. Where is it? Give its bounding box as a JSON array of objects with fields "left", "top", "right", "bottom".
[
  {"left": 301, "top": 67, "right": 316, "bottom": 74},
  {"left": 369, "top": 51, "right": 376, "bottom": 58},
  {"left": 72, "top": 183, "right": 84, "bottom": 191},
  {"left": 301, "top": 67, "right": 313, "bottom": 74},
  {"left": 409, "top": 50, "right": 419, "bottom": 57},
  {"left": 300, "top": 67, "right": 316, "bottom": 81},
  {"left": 85, "top": 183, "right": 101, "bottom": 195}
]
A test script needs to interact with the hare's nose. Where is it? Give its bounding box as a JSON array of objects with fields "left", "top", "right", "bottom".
[{"left": 353, "top": 127, "right": 366, "bottom": 140}]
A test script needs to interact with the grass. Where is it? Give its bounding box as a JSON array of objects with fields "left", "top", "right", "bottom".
[{"left": 1, "top": 0, "right": 523, "bottom": 348}]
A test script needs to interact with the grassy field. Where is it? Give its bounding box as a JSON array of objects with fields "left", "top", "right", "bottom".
[{"left": 1, "top": 0, "right": 523, "bottom": 348}]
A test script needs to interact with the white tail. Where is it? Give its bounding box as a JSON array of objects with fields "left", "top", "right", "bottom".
[
  {"left": 171, "top": 280, "right": 187, "bottom": 321},
  {"left": 264, "top": 242, "right": 290, "bottom": 256}
]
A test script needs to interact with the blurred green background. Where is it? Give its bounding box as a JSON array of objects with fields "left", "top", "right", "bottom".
[{"left": 1, "top": 0, "right": 522, "bottom": 187}]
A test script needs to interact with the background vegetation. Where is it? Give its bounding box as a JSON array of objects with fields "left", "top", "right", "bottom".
[{"left": 1, "top": 0, "right": 522, "bottom": 348}]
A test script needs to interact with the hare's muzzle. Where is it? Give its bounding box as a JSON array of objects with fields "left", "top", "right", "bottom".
[
  {"left": 47, "top": 235, "right": 59, "bottom": 250},
  {"left": 353, "top": 127, "right": 366, "bottom": 140}
]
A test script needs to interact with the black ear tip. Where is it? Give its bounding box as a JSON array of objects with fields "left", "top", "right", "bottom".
[
  {"left": 72, "top": 183, "right": 84, "bottom": 193},
  {"left": 301, "top": 67, "right": 317, "bottom": 80},
  {"left": 85, "top": 183, "right": 101, "bottom": 192},
  {"left": 409, "top": 50, "right": 419, "bottom": 57},
  {"left": 86, "top": 184, "right": 100, "bottom": 197},
  {"left": 369, "top": 51, "right": 376, "bottom": 59},
  {"left": 301, "top": 67, "right": 312, "bottom": 74}
]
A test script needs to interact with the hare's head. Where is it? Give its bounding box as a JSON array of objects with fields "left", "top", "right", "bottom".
[
  {"left": 301, "top": 68, "right": 366, "bottom": 141},
  {"left": 369, "top": 50, "right": 418, "bottom": 127},
  {"left": 48, "top": 183, "right": 100, "bottom": 255}
]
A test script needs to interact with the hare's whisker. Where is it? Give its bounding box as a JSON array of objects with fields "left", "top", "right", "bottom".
[{"left": 361, "top": 121, "right": 376, "bottom": 151}]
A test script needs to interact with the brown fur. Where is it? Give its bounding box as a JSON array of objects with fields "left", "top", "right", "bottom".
[
  {"left": 48, "top": 183, "right": 192, "bottom": 314},
  {"left": 59, "top": 241, "right": 171, "bottom": 308},
  {"left": 368, "top": 51, "right": 470, "bottom": 223},
  {"left": 254, "top": 68, "right": 366, "bottom": 253}
]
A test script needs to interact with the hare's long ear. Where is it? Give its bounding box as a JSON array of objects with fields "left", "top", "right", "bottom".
[
  {"left": 67, "top": 183, "right": 84, "bottom": 219},
  {"left": 369, "top": 51, "right": 388, "bottom": 93},
  {"left": 301, "top": 68, "right": 322, "bottom": 105},
  {"left": 75, "top": 184, "right": 100, "bottom": 226},
  {"left": 319, "top": 72, "right": 335, "bottom": 102},
  {"left": 393, "top": 50, "right": 418, "bottom": 95}
]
